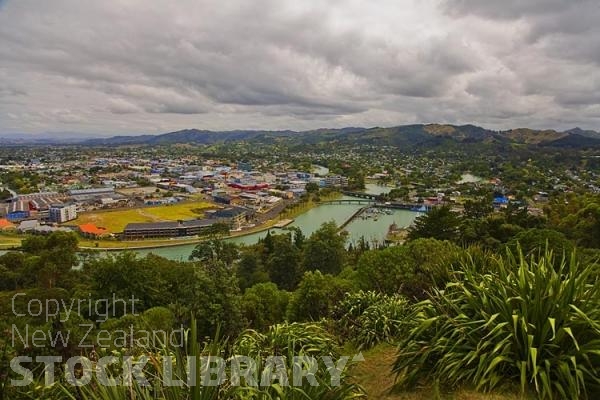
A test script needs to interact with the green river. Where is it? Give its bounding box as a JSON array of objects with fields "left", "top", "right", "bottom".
[{"left": 134, "top": 184, "right": 419, "bottom": 260}]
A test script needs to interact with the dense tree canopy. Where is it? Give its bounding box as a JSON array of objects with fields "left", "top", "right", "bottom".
[{"left": 408, "top": 206, "right": 462, "bottom": 242}]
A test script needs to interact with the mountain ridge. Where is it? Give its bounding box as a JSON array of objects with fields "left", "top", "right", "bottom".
[
  {"left": 2, "top": 124, "right": 599, "bottom": 148},
  {"left": 81, "top": 124, "right": 600, "bottom": 148}
]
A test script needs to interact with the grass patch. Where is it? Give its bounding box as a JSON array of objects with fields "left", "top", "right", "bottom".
[
  {"left": 0, "top": 234, "right": 22, "bottom": 249},
  {"left": 72, "top": 201, "right": 214, "bottom": 233},
  {"left": 352, "top": 344, "right": 524, "bottom": 400}
]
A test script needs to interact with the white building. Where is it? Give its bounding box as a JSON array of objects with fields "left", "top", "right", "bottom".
[{"left": 49, "top": 203, "right": 77, "bottom": 223}]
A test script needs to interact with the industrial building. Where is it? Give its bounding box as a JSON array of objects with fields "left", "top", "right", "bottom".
[{"left": 122, "top": 219, "right": 215, "bottom": 240}]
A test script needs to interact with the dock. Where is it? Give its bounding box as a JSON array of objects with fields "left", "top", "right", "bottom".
[
  {"left": 338, "top": 206, "right": 369, "bottom": 232},
  {"left": 273, "top": 219, "right": 294, "bottom": 228}
]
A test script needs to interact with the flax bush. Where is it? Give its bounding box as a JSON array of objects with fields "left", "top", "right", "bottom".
[{"left": 393, "top": 249, "right": 600, "bottom": 399}]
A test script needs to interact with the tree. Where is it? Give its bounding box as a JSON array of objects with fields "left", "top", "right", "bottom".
[
  {"left": 237, "top": 250, "right": 269, "bottom": 290},
  {"left": 265, "top": 233, "right": 303, "bottom": 290},
  {"left": 305, "top": 182, "right": 320, "bottom": 193},
  {"left": 241, "top": 283, "right": 290, "bottom": 331},
  {"left": 355, "top": 246, "right": 411, "bottom": 295},
  {"left": 572, "top": 203, "right": 600, "bottom": 248},
  {"left": 141, "top": 306, "right": 176, "bottom": 332},
  {"left": 286, "top": 271, "right": 355, "bottom": 322},
  {"left": 407, "top": 206, "right": 461, "bottom": 242},
  {"left": 303, "top": 221, "right": 346, "bottom": 275},
  {"left": 355, "top": 239, "right": 460, "bottom": 299},
  {"left": 507, "top": 228, "right": 574, "bottom": 257},
  {"left": 463, "top": 196, "right": 493, "bottom": 220},
  {"left": 20, "top": 232, "right": 80, "bottom": 289},
  {"left": 84, "top": 251, "right": 243, "bottom": 337},
  {"left": 286, "top": 226, "right": 305, "bottom": 248},
  {"left": 189, "top": 239, "right": 239, "bottom": 266},
  {"left": 192, "top": 259, "right": 245, "bottom": 338},
  {"left": 0, "top": 251, "right": 28, "bottom": 289}
]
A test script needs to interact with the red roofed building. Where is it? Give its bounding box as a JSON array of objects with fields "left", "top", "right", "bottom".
[
  {"left": 78, "top": 223, "right": 109, "bottom": 238},
  {"left": 0, "top": 218, "right": 16, "bottom": 231},
  {"left": 227, "top": 182, "right": 269, "bottom": 191}
]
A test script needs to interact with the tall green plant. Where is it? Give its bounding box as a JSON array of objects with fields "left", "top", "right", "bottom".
[
  {"left": 57, "top": 321, "right": 364, "bottom": 400},
  {"left": 60, "top": 319, "right": 234, "bottom": 400},
  {"left": 393, "top": 249, "right": 600, "bottom": 399},
  {"left": 233, "top": 323, "right": 364, "bottom": 399},
  {"left": 334, "top": 291, "right": 410, "bottom": 349}
]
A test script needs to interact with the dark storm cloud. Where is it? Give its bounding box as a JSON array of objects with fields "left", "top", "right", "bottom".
[{"left": 0, "top": 0, "right": 599, "bottom": 134}]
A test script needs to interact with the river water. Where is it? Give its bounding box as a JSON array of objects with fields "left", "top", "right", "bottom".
[{"left": 134, "top": 189, "right": 419, "bottom": 260}]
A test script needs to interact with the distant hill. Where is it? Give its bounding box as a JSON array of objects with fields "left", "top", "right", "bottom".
[
  {"left": 8, "top": 124, "right": 600, "bottom": 149},
  {"left": 502, "top": 128, "right": 567, "bottom": 144},
  {"left": 82, "top": 129, "right": 306, "bottom": 146}
]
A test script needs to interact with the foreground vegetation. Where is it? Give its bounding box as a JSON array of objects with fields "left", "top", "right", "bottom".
[{"left": 2, "top": 191, "right": 600, "bottom": 398}]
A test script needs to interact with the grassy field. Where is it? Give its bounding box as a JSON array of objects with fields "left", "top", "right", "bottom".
[
  {"left": 72, "top": 201, "right": 214, "bottom": 233},
  {"left": 0, "top": 234, "right": 22, "bottom": 249},
  {"left": 352, "top": 344, "right": 526, "bottom": 400},
  {"left": 78, "top": 192, "right": 344, "bottom": 249}
]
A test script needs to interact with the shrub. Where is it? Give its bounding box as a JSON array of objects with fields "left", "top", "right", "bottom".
[
  {"left": 234, "top": 322, "right": 338, "bottom": 359},
  {"left": 334, "top": 291, "right": 410, "bottom": 349},
  {"left": 286, "top": 271, "right": 355, "bottom": 322},
  {"left": 393, "top": 249, "right": 600, "bottom": 399},
  {"left": 233, "top": 322, "right": 364, "bottom": 399}
]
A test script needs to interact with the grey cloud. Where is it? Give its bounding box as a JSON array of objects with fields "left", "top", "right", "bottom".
[
  {"left": 0, "top": 87, "right": 26, "bottom": 98},
  {"left": 0, "top": 0, "right": 599, "bottom": 134},
  {"left": 443, "top": 0, "right": 586, "bottom": 20},
  {"left": 106, "top": 98, "right": 143, "bottom": 114}
]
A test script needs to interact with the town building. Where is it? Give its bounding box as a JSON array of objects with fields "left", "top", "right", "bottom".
[
  {"left": 122, "top": 219, "right": 215, "bottom": 240},
  {"left": 6, "top": 200, "right": 30, "bottom": 221},
  {"left": 78, "top": 223, "right": 110, "bottom": 238},
  {"left": 205, "top": 207, "right": 247, "bottom": 229},
  {"left": 0, "top": 218, "right": 15, "bottom": 231},
  {"left": 48, "top": 203, "right": 77, "bottom": 223},
  {"left": 17, "top": 220, "right": 39, "bottom": 233}
]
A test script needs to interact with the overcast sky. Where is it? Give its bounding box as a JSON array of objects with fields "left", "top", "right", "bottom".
[{"left": 1, "top": 0, "right": 599, "bottom": 136}]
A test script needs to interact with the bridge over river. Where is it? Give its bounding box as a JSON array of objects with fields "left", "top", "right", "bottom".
[{"left": 323, "top": 191, "right": 436, "bottom": 212}]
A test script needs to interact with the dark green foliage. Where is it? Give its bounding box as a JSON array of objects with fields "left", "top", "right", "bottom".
[
  {"left": 85, "top": 252, "right": 244, "bottom": 338},
  {"left": 355, "top": 239, "right": 460, "bottom": 299},
  {"left": 303, "top": 221, "right": 346, "bottom": 275},
  {"left": 236, "top": 250, "right": 269, "bottom": 290},
  {"left": 407, "top": 206, "right": 461, "bottom": 242},
  {"left": 17, "top": 232, "right": 80, "bottom": 289},
  {"left": 305, "top": 182, "right": 320, "bottom": 193},
  {"left": 189, "top": 239, "right": 239, "bottom": 265},
  {"left": 287, "top": 271, "right": 355, "bottom": 322},
  {"left": 507, "top": 228, "right": 574, "bottom": 257},
  {"left": 463, "top": 196, "right": 494, "bottom": 219},
  {"left": 264, "top": 233, "right": 303, "bottom": 290},
  {"left": 241, "top": 282, "right": 290, "bottom": 331}
]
